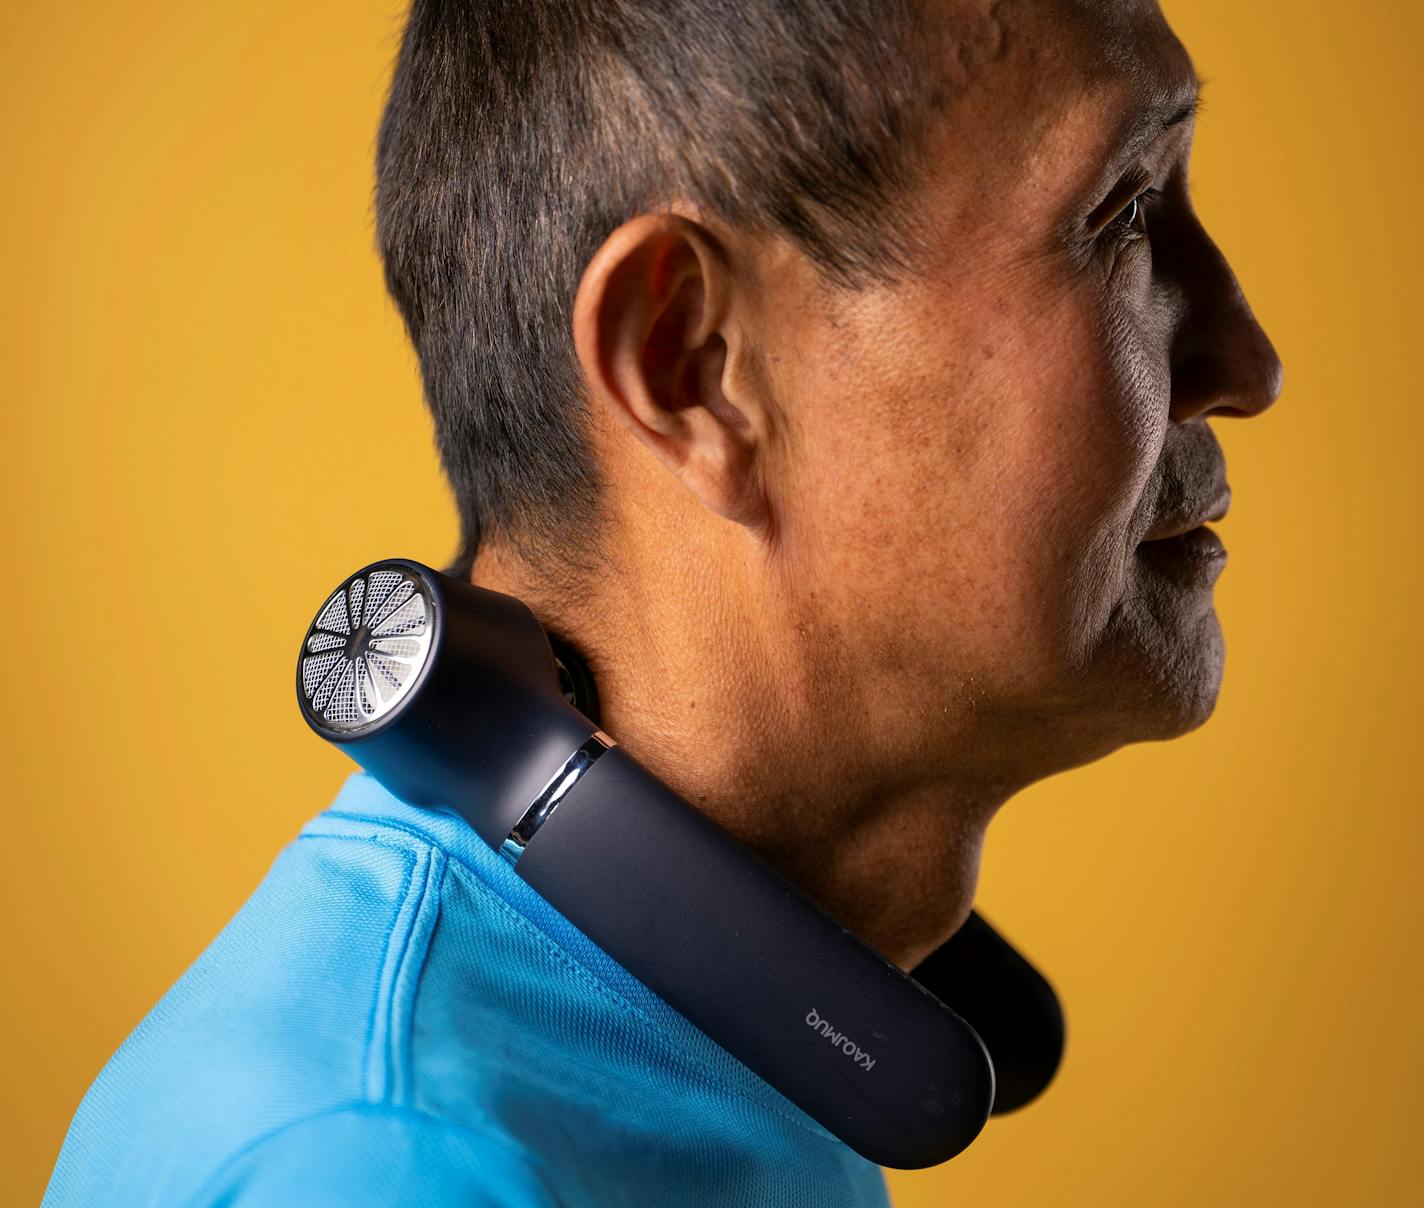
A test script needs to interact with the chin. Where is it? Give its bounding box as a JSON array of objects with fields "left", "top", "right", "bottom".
[
  {"left": 1042, "top": 600, "right": 1228, "bottom": 763},
  {"left": 1121, "top": 609, "right": 1227, "bottom": 743},
  {"left": 972, "top": 595, "right": 1229, "bottom": 780}
]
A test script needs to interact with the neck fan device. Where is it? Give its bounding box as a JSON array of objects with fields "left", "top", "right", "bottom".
[{"left": 295, "top": 558, "right": 1063, "bottom": 1169}]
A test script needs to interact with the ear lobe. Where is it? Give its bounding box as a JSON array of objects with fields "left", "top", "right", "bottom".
[{"left": 572, "top": 213, "right": 770, "bottom": 533}]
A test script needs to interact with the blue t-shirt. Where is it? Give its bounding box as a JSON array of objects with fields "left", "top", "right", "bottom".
[{"left": 44, "top": 773, "right": 890, "bottom": 1206}]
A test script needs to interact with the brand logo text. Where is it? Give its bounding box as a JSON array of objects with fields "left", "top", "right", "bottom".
[{"left": 805, "top": 1007, "right": 877, "bottom": 1071}]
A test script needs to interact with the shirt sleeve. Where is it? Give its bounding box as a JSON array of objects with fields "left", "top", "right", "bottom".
[{"left": 193, "top": 1103, "right": 560, "bottom": 1207}]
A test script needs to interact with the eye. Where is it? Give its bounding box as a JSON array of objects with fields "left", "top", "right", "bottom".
[{"left": 1105, "top": 187, "right": 1162, "bottom": 239}]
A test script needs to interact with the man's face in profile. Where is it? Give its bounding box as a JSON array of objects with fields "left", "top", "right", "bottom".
[
  {"left": 743, "top": 0, "right": 1281, "bottom": 782},
  {"left": 380, "top": 0, "right": 1288, "bottom": 961}
]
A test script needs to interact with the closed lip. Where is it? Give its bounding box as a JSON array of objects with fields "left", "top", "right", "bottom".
[{"left": 1140, "top": 488, "right": 1232, "bottom": 543}]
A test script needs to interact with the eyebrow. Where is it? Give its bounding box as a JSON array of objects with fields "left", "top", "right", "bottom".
[{"left": 1110, "top": 79, "right": 1203, "bottom": 167}]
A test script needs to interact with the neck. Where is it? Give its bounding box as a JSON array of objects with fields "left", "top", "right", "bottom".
[{"left": 471, "top": 540, "right": 1012, "bottom": 971}]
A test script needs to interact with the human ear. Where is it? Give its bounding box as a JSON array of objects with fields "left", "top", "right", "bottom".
[{"left": 572, "top": 213, "right": 769, "bottom": 532}]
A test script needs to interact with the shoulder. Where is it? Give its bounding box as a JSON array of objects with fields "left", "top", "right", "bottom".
[
  {"left": 46, "top": 800, "right": 460, "bottom": 1206},
  {"left": 187, "top": 1103, "right": 559, "bottom": 1208}
]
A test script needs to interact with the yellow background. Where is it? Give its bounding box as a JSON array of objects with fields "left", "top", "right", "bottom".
[{"left": 4, "top": 1, "right": 1421, "bottom": 1203}]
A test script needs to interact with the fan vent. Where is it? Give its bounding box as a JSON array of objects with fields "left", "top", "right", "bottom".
[{"left": 298, "top": 565, "right": 433, "bottom": 732}]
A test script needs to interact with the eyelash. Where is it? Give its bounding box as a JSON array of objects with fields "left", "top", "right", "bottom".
[{"left": 1105, "top": 187, "right": 1163, "bottom": 241}]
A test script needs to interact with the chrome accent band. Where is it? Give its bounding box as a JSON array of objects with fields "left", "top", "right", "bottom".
[{"left": 499, "top": 731, "right": 617, "bottom": 866}]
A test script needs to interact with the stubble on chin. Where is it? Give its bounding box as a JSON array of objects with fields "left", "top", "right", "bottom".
[{"left": 1093, "top": 560, "right": 1228, "bottom": 743}]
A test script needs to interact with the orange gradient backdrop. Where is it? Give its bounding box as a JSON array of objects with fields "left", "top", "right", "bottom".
[{"left": 4, "top": 2, "right": 1421, "bottom": 1204}]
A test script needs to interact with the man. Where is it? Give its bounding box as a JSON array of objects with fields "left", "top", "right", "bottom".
[{"left": 45, "top": 0, "right": 1280, "bottom": 1204}]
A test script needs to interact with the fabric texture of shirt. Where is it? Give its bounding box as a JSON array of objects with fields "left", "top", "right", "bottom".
[{"left": 44, "top": 772, "right": 891, "bottom": 1207}]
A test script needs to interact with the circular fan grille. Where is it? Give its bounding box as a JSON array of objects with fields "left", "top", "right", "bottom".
[{"left": 299, "top": 565, "right": 433, "bottom": 732}]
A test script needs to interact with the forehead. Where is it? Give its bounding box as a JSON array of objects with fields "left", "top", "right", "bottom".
[
  {"left": 909, "top": 0, "right": 1197, "bottom": 208},
  {"left": 1057, "top": 0, "right": 1197, "bottom": 104},
  {"left": 923, "top": 0, "right": 1193, "bottom": 106}
]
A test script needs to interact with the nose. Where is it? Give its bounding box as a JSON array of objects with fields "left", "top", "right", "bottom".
[{"left": 1165, "top": 221, "right": 1284, "bottom": 423}]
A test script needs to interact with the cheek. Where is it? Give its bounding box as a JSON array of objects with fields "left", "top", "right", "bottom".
[
  {"left": 1007, "top": 292, "right": 1171, "bottom": 665},
  {"left": 905, "top": 281, "right": 1171, "bottom": 667},
  {"left": 1017, "top": 290, "right": 1169, "bottom": 569},
  {"left": 772, "top": 265, "right": 1170, "bottom": 690}
]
